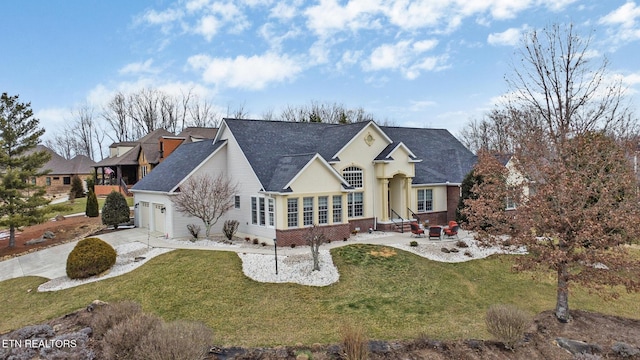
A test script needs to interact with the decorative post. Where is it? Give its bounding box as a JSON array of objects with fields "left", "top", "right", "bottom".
[{"left": 273, "top": 238, "right": 278, "bottom": 275}]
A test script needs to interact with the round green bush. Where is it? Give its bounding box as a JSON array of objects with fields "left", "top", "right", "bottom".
[{"left": 66, "top": 237, "right": 117, "bottom": 279}]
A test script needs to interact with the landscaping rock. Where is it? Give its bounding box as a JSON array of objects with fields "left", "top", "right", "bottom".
[
  {"left": 555, "top": 337, "right": 601, "bottom": 355},
  {"left": 54, "top": 215, "right": 65, "bottom": 221},
  {"left": 25, "top": 237, "right": 46, "bottom": 245},
  {"left": 43, "top": 231, "right": 55, "bottom": 239},
  {"left": 441, "top": 247, "right": 450, "bottom": 253},
  {"left": 611, "top": 342, "right": 640, "bottom": 357}
]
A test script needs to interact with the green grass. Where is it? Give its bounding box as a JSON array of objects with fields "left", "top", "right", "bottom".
[
  {"left": 44, "top": 196, "right": 134, "bottom": 218},
  {"left": 1, "top": 244, "right": 639, "bottom": 347}
]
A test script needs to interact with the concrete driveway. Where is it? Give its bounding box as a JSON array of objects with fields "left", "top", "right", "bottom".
[{"left": 0, "top": 228, "right": 153, "bottom": 282}]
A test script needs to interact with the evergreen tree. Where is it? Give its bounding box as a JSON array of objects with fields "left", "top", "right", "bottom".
[
  {"left": 0, "top": 93, "right": 51, "bottom": 248},
  {"left": 101, "top": 191, "right": 130, "bottom": 229},
  {"left": 85, "top": 189, "right": 99, "bottom": 217},
  {"left": 69, "top": 175, "right": 85, "bottom": 200}
]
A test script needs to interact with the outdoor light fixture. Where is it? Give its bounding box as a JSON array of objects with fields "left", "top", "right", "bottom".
[
  {"left": 160, "top": 206, "right": 166, "bottom": 213},
  {"left": 273, "top": 238, "right": 278, "bottom": 275},
  {"left": 134, "top": 203, "right": 139, "bottom": 208}
]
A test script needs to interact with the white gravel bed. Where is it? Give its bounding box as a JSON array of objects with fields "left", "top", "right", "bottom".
[
  {"left": 37, "top": 242, "right": 173, "bottom": 292},
  {"left": 238, "top": 250, "right": 339, "bottom": 287},
  {"left": 391, "top": 238, "right": 527, "bottom": 262},
  {"left": 162, "top": 237, "right": 243, "bottom": 249}
]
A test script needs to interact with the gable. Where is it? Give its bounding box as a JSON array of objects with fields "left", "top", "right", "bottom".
[
  {"left": 331, "top": 121, "right": 392, "bottom": 163},
  {"left": 286, "top": 154, "right": 348, "bottom": 193}
]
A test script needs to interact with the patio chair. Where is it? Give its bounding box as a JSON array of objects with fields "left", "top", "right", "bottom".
[
  {"left": 444, "top": 225, "right": 459, "bottom": 239},
  {"left": 410, "top": 222, "right": 425, "bottom": 237},
  {"left": 428, "top": 226, "right": 443, "bottom": 240}
]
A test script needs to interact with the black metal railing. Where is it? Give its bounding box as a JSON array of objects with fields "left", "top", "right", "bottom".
[{"left": 390, "top": 208, "right": 405, "bottom": 233}]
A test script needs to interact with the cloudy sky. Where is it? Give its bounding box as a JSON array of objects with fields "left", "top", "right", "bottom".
[{"left": 2, "top": 1, "right": 640, "bottom": 143}]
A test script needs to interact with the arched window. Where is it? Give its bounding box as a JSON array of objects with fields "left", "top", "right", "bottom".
[{"left": 342, "top": 166, "right": 363, "bottom": 188}]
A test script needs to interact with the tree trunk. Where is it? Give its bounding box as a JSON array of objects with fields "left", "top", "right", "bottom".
[
  {"left": 205, "top": 223, "right": 212, "bottom": 239},
  {"left": 9, "top": 224, "right": 16, "bottom": 248},
  {"left": 555, "top": 261, "right": 570, "bottom": 322}
]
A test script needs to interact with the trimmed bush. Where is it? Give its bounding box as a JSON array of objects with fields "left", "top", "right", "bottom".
[
  {"left": 485, "top": 304, "right": 530, "bottom": 350},
  {"left": 69, "top": 175, "right": 85, "bottom": 199},
  {"left": 85, "top": 189, "right": 99, "bottom": 217},
  {"left": 101, "top": 312, "right": 161, "bottom": 360},
  {"left": 102, "top": 190, "right": 130, "bottom": 229},
  {"left": 410, "top": 240, "right": 418, "bottom": 247},
  {"left": 66, "top": 237, "right": 117, "bottom": 279},
  {"left": 223, "top": 219, "right": 239, "bottom": 241},
  {"left": 187, "top": 224, "right": 201, "bottom": 241}
]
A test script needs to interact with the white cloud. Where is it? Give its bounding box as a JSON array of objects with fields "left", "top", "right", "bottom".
[
  {"left": 304, "top": 0, "right": 382, "bottom": 37},
  {"left": 365, "top": 39, "right": 444, "bottom": 78},
  {"left": 186, "top": 0, "right": 211, "bottom": 12},
  {"left": 487, "top": 27, "right": 524, "bottom": 46},
  {"left": 269, "top": 1, "right": 298, "bottom": 20},
  {"left": 194, "top": 15, "right": 220, "bottom": 41},
  {"left": 599, "top": 2, "right": 640, "bottom": 44},
  {"left": 141, "top": 8, "right": 184, "bottom": 25},
  {"left": 187, "top": 52, "right": 303, "bottom": 90},
  {"left": 118, "top": 59, "right": 158, "bottom": 75},
  {"left": 36, "top": 107, "right": 68, "bottom": 127}
]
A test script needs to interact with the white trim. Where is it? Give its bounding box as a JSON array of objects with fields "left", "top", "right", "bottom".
[
  {"left": 412, "top": 182, "right": 461, "bottom": 187},
  {"left": 169, "top": 140, "right": 228, "bottom": 193}
]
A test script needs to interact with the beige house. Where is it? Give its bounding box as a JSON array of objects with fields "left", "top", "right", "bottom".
[
  {"left": 33, "top": 145, "right": 95, "bottom": 196},
  {"left": 131, "top": 119, "right": 476, "bottom": 246}
]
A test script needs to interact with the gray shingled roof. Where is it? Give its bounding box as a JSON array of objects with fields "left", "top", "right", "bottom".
[
  {"left": 34, "top": 145, "right": 96, "bottom": 175},
  {"left": 380, "top": 126, "right": 477, "bottom": 184},
  {"left": 224, "top": 119, "right": 475, "bottom": 189},
  {"left": 131, "top": 140, "right": 226, "bottom": 193},
  {"left": 176, "top": 127, "right": 218, "bottom": 143}
]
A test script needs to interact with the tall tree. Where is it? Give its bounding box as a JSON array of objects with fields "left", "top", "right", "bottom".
[
  {"left": 464, "top": 24, "right": 640, "bottom": 323},
  {"left": 0, "top": 93, "right": 52, "bottom": 248},
  {"left": 171, "top": 173, "right": 238, "bottom": 239}
]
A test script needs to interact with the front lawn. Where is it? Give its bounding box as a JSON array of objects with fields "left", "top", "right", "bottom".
[
  {"left": 1, "top": 244, "right": 638, "bottom": 346},
  {"left": 44, "top": 196, "right": 134, "bottom": 218}
]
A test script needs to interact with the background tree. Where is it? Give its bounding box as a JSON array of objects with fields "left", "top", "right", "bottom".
[
  {"left": 85, "top": 188, "right": 99, "bottom": 217},
  {"left": 305, "top": 224, "right": 327, "bottom": 271},
  {"left": 101, "top": 191, "right": 130, "bottom": 229},
  {"left": 279, "top": 101, "right": 374, "bottom": 123},
  {"left": 0, "top": 93, "right": 52, "bottom": 248},
  {"left": 171, "top": 173, "right": 238, "bottom": 239},
  {"left": 463, "top": 23, "right": 640, "bottom": 323}
]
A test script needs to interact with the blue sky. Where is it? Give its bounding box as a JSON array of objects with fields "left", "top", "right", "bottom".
[{"left": 2, "top": 1, "right": 640, "bottom": 144}]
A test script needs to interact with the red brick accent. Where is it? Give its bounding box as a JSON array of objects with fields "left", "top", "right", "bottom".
[
  {"left": 414, "top": 211, "right": 448, "bottom": 227},
  {"left": 447, "top": 185, "right": 461, "bottom": 222},
  {"left": 275, "top": 223, "right": 351, "bottom": 247},
  {"left": 349, "top": 218, "right": 376, "bottom": 233}
]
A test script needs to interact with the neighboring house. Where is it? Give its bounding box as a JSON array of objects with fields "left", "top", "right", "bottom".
[
  {"left": 156, "top": 127, "right": 218, "bottom": 166},
  {"left": 131, "top": 119, "right": 476, "bottom": 246},
  {"left": 93, "top": 129, "right": 172, "bottom": 196},
  {"left": 32, "top": 145, "right": 96, "bottom": 196}
]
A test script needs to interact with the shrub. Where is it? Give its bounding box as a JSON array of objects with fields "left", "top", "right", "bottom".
[
  {"left": 410, "top": 241, "right": 418, "bottom": 247},
  {"left": 69, "top": 175, "right": 85, "bottom": 199},
  {"left": 187, "top": 224, "right": 201, "bottom": 241},
  {"left": 133, "top": 320, "right": 213, "bottom": 360},
  {"left": 91, "top": 301, "right": 144, "bottom": 339},
  {"left": 66, "top": 237, "right": 117, "bottom": 279},
  {"left": 341, "top": 324, "right": 369, "bottom": 360},
  {"left": 223, "top": 220, "right": 239, "bottom": 241},
  {"left": 290, "top": 243, "right": 296, "bottom": 248},
  {"left": 253, "top": 238, "right": 259, "bottom": 245},
  {"left": 101, "top": 312, "right": 161, "bottom": 360},
  {"left": 101, "top": 191, "right": 130, "bottom": 229},
  {"left": 485, "top": 304, "right": 530, "bottom": 350},
  {"left": 85, "top": 189, "right": 99, "bottom": 217}
]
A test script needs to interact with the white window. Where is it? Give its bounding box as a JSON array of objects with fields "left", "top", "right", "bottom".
[
  {"left": 251, "top": 196, "right": 269, "bottom": 226},
  {"left": 234, "top": 195, "right": 240, "bottom": 209},
  {"left": 268, "top": 198, "right": 275, "bottom": 227},
  {"left": 343, "top": 166, "right": 363, "bottom": 188},
  {"left": 303, "top": 197, "right": 314, "bottom": 226},
  {"left": 333, "top": 195, "right": 342, "bottom": 223},
  {"left": 287, "top": 198, "right": 298, "bottom": 228},
  {"left": 347, "top": 192, "right": 364, "bottom": 218},
  {"left": 318, "top": 196, "right": 328, "bottom": 224},
  {"left": 417, "top": 189, "right": 433, "bottom": 212}
]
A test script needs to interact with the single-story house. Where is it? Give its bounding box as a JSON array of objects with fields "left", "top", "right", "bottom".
[
  {"left": 131, "top": 119, "right": 476, "bottom": 246},
  {"left": 33, "top": 145, "right": 96, "bottom": 196}
]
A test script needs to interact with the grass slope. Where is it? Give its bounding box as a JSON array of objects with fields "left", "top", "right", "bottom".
[{"left": 1, "top": 244, "right": 638, "bottom": 347}]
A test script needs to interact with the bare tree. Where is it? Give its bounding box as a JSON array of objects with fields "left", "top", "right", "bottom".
[
  {"left": 278, "top": 101, "right": 374, "bottom": 123},
  {"left": 171, "top": 173, "right": 239, "bottom": 239},
  {"left": 188, "top": 96, "right": 220, "bottom": 128},
  {"left": 103, "top": 92, "right": 133, "bottom": 142},
  {"left": 45, "top": 129, "right": 77, "bottom": 159},
  {"left": 226, "top": 102, "right": 250, "bottom": 119},
  {"left": 464, "top": 23, "right": 640, "bottom": 323},
  {"left": 305, "top": 224, "right": 327, "bottom": 271},
  {"left": 72, "top": 104, "right": 96, "bottom": 160}
]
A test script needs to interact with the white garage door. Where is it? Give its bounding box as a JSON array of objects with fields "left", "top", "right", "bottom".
[
  {"left": 140, "top": 202, "right": 150, "bottom": 229},
  {"left": 153, "top": 204, "right": 166, "bottom": 234}
]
